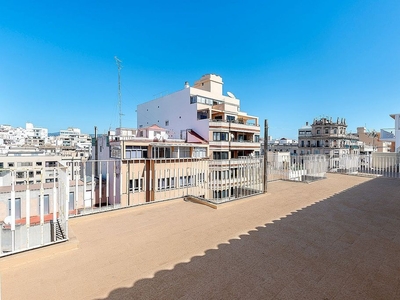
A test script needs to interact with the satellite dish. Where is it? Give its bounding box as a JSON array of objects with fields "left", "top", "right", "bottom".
[
  {"left": 4, "top": 216, "right": 11, "bottom": 225},
  {"left": 227, "top": 91, "right": 236, "bottom": 98},
  {"left": 162, "top": 133, "right": 169, "bottom": 141},
  {"left": 155, "top": 134, "right": 161, "bottom": 141}
]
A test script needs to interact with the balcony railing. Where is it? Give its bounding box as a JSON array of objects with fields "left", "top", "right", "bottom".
[{"left": 209, "top": 119, "right": 259, "bottom": 127}]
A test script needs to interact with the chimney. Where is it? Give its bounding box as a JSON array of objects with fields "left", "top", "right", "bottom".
[
  {"left": 184, "top": 81, "right": 190, "bottom": 89},
  {"left": 306, "top": 122, "right": 309, "bottom": 126}
]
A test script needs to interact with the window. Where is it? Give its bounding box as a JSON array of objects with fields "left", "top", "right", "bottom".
[
  {"left": 254, "top": 135, "right": 260, "bottom": 142},
  {"left": 17, "top": 162, "right": 32, "bottom": 167},
  {"left": 193, "top": 147, "right": 207, "bottom": 158},
  {"left": 16, "top": 172, "right": 25, "bottom": 179},
  {"left": 152, "top": 147, "right": 172, "bottom": 159},
  {"left": 226, "top": 115, "right": 235, "bottom": 122},
  {"left": 325, "top": 128, "right": 329, "bottom": 134},
  {"left": 213, "top": 132, "right": 229, "bottom": 141},
  {"left": 45, "top": 161, "right": 57, "bottom": 168},
  {"left": 39, "top": 194, "right": 50, "bottom": 215},
  {"left": 157, "top": 178, "right": 166, "bottom": 190},
  {"left": 111, "top": 146, "right": 121, "bottom": 158},
  {"left": 213, "top": 151, "right": 229, "bottom": 160},
  {"left": 165, "top": 120, "right": 169, "bottom": 126},
  {"left": 0, "top": 162, "right": 3, "bottom": 168},
  {"left": 191, "top": 95, "right": 220, "bottom": 106},
  {"left": 317, "top": 129, "right": 320, "bottom": 134},
  {"left": 8, "top": 163, "right": 14, "bottom": 167},
  {"left": 125, "top": 146, "right": 148, "bottom": 159},
  {"left": 238, "top": 134, "right": 246, "bottom": 142},
  {"left": 197, "top": 110, "right": 209, "bottom": 120},
  {"left": 171, "top": 177, "right": 175, "bottom": 189},
  {"left": 8, "top": 198, "right": 22, "bottom": 219},
  {"left": 69, "top": 192, "right": 75, "bottom": 211},
  {"left": 172, "top": 147, "right": 190, "bottom": 158},
  {"left": 36, "top": 162, "right": 42, "bottom": 166},
  {"left": 129, "top": 179, "right": 143, "bottom": 192}
]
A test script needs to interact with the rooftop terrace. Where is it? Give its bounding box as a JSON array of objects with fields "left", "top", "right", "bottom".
[{"left": 0, "top": 173, "right": 399, "bottom": 299}]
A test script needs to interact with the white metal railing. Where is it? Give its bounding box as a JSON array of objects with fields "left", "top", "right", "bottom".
[
  {"left": 0, "top": 157, "right": 266, "bottom": 256},
  {"left": 266, "top": 154, "right": 328, "bottom": 182},
  {"left": 209, "top": 119, "right": 260, "bottom": 127},
  {"left": 1, "top": 166, "right": 69, "bottom": 257},
  {"left": 330, "top": 153, "right": 400, "bottom": 178}
]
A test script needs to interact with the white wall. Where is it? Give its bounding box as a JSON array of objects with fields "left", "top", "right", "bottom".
[
  {"left": 137, "top": 88, "right": 208, "bottom": 140},
  {"left": 395, "top": 114, "right": 400, "bottom": 152}
]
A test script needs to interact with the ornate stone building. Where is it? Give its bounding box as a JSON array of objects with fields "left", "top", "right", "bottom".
[{"left": 298, "top": 117, "right": 359, "bottom": 168}]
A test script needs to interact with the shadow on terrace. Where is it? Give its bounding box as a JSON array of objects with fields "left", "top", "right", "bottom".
[{"left": 98, "top": 176, "right": 400, "bottom": 299}]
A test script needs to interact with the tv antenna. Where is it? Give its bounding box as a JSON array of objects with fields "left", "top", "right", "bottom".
[{"left": 115, "top": 56, "right": 123, "bottom": 128}]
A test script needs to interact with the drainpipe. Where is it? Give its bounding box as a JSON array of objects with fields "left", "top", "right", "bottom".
[{"left": 264, "top": 119, "right": 268, "bottom": 193}]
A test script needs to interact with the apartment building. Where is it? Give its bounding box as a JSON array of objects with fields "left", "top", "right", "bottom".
[
  {"left": 267, "top": 138, "right": 299, "bottom": 155},
  {"left": 137, "top": 74, "right": 260, "bottom": 160},
  {"left": 93, "top": 124, "right": 209, "bottom": 205},
  {"left": 380, "top": 113, "right": 400, "bottom": 153},
  {"left": 356, "top": 127, "right": 391, "bottom": 153},
  {"left": 57, "top": 127, "right": 92, "bottom": 152},
  {"left": 298, "top": 117, "right": 360, "bottom": 168},
  {"left": 0, "top": 151, "right": 87, "bottom": 254},
  {"left": 25, "top": 122, "right": 48, "bottom": 146}
]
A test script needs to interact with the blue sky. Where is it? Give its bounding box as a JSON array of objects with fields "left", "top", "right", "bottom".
[{"left": 1, "top": 0, "right": 399, "bottom": 139}]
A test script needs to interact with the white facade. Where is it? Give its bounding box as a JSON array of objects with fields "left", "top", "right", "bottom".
[
  {"left": 137, "top": 88, "right": 198, "bottom": 139},
  {"left": 56, "top": 127, "right": 92, "bottom": 156},
  {"left": 380, "top": 114, "right": 400, "bottom": 152},
  {"left": 25, "top": 122, "right": 48, "bottom": 140},
  {"left": 137, "top": 74, "right": 260, "bottom": 159}
]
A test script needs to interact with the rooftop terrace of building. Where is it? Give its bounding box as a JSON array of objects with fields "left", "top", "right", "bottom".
[{"left": 0, "top": 173, "right": 399, "bottom": 299}]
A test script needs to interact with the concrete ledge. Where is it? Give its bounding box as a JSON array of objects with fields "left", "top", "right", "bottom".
[{"left": 184, "top": 196, "right": 218, "bottom": 209}]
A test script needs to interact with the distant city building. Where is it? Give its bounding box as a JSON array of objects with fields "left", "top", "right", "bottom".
[
  {"left": 380, "top": 113, "right": 400, "bottom": 153},
  {"left": 25, "top": 122, "right": 48, "bottom": 146},
  {"left": 356, "top": 127, "right": 391, "bottom": 153},
  {"left": 267, "top": 138, "right": 298, "bottom": 155},
  {"left": 57, "top": 127, "right": 92, "bottom": 155},
  {"left": 298, "top": 117, "right": 360, "bottom": 169}
]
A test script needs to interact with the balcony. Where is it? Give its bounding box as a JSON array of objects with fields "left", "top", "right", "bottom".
[
  {"left": 209, "top": 119, "right": 260, "bottom": 132},
  {"left": 209, "top": 140, "right": 259, "bottom": 149},
  {"left": 380, "top": 128, "right": 395, "bottom": 142},
  {"left": 230, "top": 140, "right": 260, "bottom": 149}
]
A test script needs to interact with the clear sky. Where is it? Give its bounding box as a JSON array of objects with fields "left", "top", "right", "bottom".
[{"left": 1, "top": 0, "right": 399, "bottom": 139}]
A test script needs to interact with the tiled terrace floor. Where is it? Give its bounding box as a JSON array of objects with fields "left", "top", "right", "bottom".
[{"left": 1, "top": 173, "right": 399, "bottom": 299}]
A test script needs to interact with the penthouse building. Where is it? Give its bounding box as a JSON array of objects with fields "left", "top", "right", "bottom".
[{"left": 137, "top": 74, "right": 260, "bottom": 159}]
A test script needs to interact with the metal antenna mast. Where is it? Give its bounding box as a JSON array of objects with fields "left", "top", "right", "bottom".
[{"left": 115, "top": 56, "right": 123, "bottom": 128}]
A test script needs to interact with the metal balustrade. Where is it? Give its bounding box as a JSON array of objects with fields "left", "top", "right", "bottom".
[{"left": 3, "top": 153, "right": 396, "bottom": 255}]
